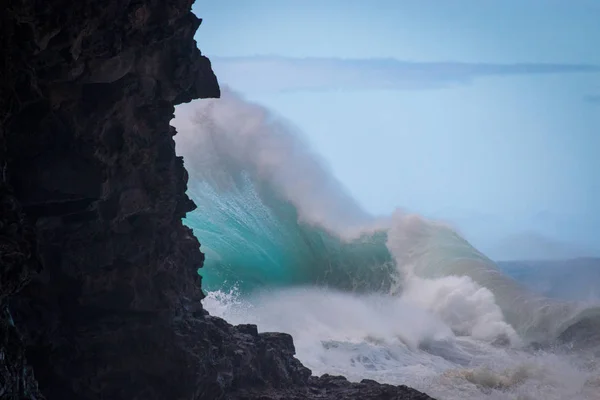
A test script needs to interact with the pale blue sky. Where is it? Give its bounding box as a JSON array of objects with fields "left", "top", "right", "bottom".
[{"left": 191, "top": 1, "right": 600, "bottom": 259}]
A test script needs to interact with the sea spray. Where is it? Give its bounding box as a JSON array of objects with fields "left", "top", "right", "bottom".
[{"left": 386, "top": 212, "right": 600, "bottom": 344}]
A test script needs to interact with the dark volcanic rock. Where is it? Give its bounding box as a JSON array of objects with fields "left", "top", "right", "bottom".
[
  {"left": 0, "top": 186, "right": 43, "bottom": 399},
  {"left": 0, "top": 1, "right": 436, "bottom": 399},
  {"left": 188, "top": 317, "right": 434, "bottom": 400}
]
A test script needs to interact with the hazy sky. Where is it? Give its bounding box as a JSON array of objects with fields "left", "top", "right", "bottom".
[{"left": 190, "top": 1, "right": 600, "bottom": 259}]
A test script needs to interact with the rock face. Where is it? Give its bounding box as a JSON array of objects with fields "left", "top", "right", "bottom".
[
  {"left": 0, "top": 1, "right": 435, "bottom": 399},
  {"left": 2, "top": 0, "right": 217, "bottom": 398}
]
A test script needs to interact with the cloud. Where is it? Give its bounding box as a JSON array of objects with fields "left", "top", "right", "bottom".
[
  {"left": 211, "top": 55, "right": 600, "bottom": 93},
  {"left": 584, "top": 94, "right": 600, "bottom": 104}
]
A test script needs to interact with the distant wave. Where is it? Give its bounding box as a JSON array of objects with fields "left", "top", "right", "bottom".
[{"left": 173, "top": 88, "right": 600, "bottom": 347}]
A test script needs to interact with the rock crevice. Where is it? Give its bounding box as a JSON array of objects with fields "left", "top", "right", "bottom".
[{"left": 0, "top": 1, "right": 435, "bottom": 399}]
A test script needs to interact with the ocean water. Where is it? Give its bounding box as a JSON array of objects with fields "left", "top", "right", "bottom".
[{"left": 173, "top": 89, "right": 600, "bottom": 400}]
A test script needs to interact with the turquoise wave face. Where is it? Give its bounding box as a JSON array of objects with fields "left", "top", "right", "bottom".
[{"left": 184, "top": 173, "right": 395, "bottom": 294}]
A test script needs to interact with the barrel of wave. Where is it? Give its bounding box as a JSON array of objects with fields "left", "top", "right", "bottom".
[{"left": 386, "top": 212, "right": 596, "bottom": 345}]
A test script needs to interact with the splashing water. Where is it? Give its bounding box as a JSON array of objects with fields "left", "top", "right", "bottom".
[{"left": 174, "top": 88, "right": 600, "bottom": 400}]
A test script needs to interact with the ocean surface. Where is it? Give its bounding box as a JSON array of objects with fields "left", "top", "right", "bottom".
[{"left": 173, "top": 89, "right": 600, "bottom": 400}]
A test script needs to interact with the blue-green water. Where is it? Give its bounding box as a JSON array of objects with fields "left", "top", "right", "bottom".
[{"left": 185, "top": 174, "right": 394, "bottom": 294}]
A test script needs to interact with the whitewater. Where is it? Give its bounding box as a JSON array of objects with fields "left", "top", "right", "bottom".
[{"left": 173, "top": 88, "right": 600, "bottom": 400}]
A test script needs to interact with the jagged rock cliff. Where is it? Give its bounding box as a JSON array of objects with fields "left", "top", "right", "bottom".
[{"left": 0, "top": 1, "right": 434, "bottom": 399}]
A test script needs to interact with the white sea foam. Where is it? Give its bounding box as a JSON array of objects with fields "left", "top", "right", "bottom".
[{"left": 205, "top": 286, "right": 599, "bottom": 400}]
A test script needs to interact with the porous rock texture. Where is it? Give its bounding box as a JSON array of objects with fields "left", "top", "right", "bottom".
[{"left": 0, "top": 0, "right": 435, "bottom": 399}]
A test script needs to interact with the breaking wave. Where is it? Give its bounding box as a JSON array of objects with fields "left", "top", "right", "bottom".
[{"left": 173, "top": 89, "right": 600, "bottom": 399}]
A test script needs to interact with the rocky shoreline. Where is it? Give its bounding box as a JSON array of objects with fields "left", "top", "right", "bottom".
[{"left": 0, "top": 1, "right": 435, "bottom": 399}]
